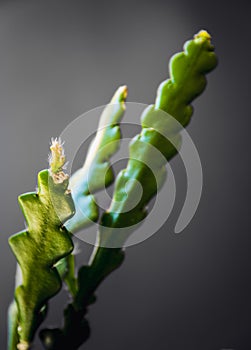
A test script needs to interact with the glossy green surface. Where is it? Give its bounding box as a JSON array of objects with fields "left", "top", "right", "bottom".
[
  {"left": 40, "top": 30, "right": 217, "bottom": 350},
  {"left": 98, "top": 30, "right": 217, "bottom": 246},
  {"left": 66, "top": 85, "right": 127, "bottom": 233},
  {"left": 78, "top": 29, "right": 217, "bottom": 335},
  {"left": 60, "top": 85, "right": 127, "bottom": 310}
]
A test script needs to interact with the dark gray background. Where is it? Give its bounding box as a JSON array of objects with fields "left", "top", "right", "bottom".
[{"left": 0, "top": 0, "right": 250, "bottom": 349}]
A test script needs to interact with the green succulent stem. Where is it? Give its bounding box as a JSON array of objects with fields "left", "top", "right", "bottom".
[
  {"left": 56, "top": 85, "right": 127, "bottom": 299},
  {"left": 65, "top": 85, "right": 128, "bottom": 233},
  {"left": 85, "top": 27, "right": 216, "bottom": 337},
  {"left": 56, "top": 85, "right": 128, "bottom": 300},
  {"left": 40, "top": 30, "right": 217, "bottom": 350},
  {"left": 8, "top": 29, "right": 218, "bottom": 350},
  {"left": 8, "top": 141, "right": 75, "bottom": 348}
]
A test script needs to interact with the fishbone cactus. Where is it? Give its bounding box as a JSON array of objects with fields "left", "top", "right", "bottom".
[
  {"left": 75, "top": 28, "right": 218, "bottom": 309},
  {"left": 9, "top": 30, "right": 217, "bottom": 350},
  {"left": 40, "top": 30, "right": 217, "bottom": 349}
]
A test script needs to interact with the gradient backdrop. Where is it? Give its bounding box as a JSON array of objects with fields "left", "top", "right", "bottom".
[{"left": 0, "top": 0, "right": 250, "bottom": 349}]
